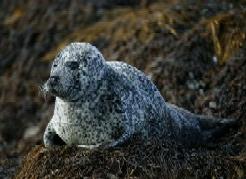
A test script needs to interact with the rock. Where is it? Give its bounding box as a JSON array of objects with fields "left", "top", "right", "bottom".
[
  {"left": 209, "top": 101, "right": 217, "bottom": 109},
  {"left": 23, "top": 126, "right": 40, "bottom": 139}
]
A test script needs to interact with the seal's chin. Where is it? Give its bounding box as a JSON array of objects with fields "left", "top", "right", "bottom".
[
  {"left": 49, "top": 86, "right": 68, "bottom": 99},
  {"left": 42, "top": 82, "right": 60, "bottom": 97},
  {"left": 42, "top": 81, "right": 79, "bottom": 101},
  {"left": 49, "top": 88, "right": 59, "bottom": 96},
  {"left": 50, "top": 86, "right": 74, "bottom": 100}
]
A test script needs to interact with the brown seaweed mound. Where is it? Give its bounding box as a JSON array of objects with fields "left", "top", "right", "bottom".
[{"left": 15, "top": 140, "right": 245, "bottom": 179}]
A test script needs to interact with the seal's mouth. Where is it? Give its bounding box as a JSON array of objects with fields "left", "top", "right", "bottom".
[
  {"left": 49, "top": 88, "right": 59, "bottom": 95},
  {"left": 40, "top": 81, "right": 58, "bottom": 96},
  {"left": 40, "top": 78, "right": 81, "bottom": 101}
]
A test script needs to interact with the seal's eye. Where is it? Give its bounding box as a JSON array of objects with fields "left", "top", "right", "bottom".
[{"left": 65, "top": 61, "right": 79, "bottom": 70}]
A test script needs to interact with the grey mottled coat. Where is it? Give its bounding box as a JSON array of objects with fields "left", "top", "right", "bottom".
[{"left": 43, "top": 42, "right": 234, "bottom": 149}]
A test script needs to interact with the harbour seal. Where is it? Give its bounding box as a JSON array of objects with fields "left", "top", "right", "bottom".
[{"left": 43, "top": 42, "right": 235, "bottom": 148}]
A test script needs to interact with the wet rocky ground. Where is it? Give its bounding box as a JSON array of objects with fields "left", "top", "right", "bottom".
[{"left": 0, "top": 0, "right": 245, "bottom": 178}]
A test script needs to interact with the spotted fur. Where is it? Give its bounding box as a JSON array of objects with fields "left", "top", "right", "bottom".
[{"left": 43, "top": 42, "right": 234, "bottom": 149}]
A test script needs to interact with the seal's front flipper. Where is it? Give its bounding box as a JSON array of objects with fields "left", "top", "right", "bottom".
[
  {"left": 77, "top": 134, "right": 131, "bottom": 150},
  {"left": 100, "top": 128, "right": 134, "bottom": 149},
  {"left": 43, "top": 122, "right": 66, "bottom": 147}
]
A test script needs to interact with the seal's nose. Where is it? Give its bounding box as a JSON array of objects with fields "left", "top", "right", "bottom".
[{"left": 49, "top": 76, "right": 59, "bottom": 85}]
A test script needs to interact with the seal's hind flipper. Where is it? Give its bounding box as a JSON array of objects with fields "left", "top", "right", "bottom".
[
  {"left": 197, "top": 116, "right": 238, "bottom": 141},
  {"left": 197, "top": 116, "right": 237, "bottom": 129}
]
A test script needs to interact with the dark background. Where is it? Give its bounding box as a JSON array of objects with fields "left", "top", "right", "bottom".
[{"left": 0, "top": 0, "right": 245, "bottom": 178}]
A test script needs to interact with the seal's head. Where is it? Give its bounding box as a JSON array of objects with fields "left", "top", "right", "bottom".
[{"left": 44, "top": 42, "right": 106, "bottom": 101}]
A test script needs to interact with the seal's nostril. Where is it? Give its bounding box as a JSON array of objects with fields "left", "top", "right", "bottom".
[{"left": 50, "top": 76, "right": 59, "bottom": 84}]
